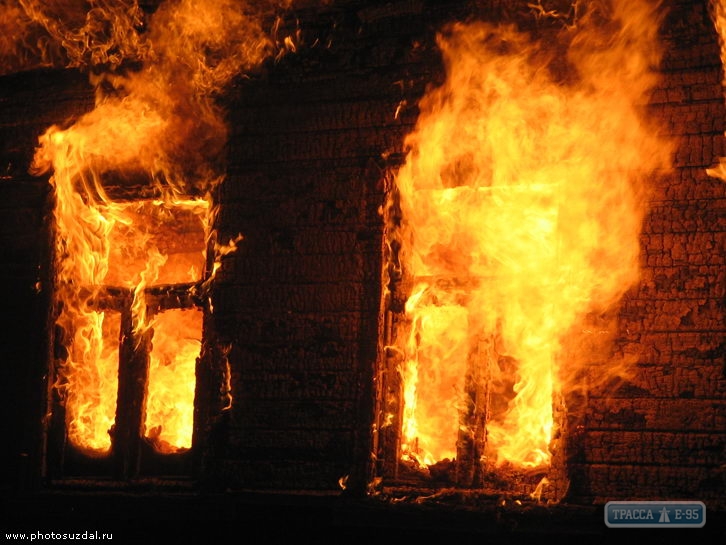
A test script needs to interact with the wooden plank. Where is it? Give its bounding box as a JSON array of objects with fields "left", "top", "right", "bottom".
[
  {"left": 229, "top": 399, "right": 357, "bottom": 431},
  {"left": 585, "top": 358, "right": 726, "bottom": 400},
  {"left": 583, "top": 431, "right": 725, "bottom": 466},
  {"left": 222, "top": 338, "right": 362, "bottom": 374},
  {"left": 644, "top": 198, "right": 726, "bottom": 235},
  {"left": 233, "top": 253, "right": 367, "bottom": 284},
  {"left": 207, "top": 459, "right": 351, "bottom": 490},
  {"left": 113, "top": 301, "right": 150, "bottom": 480},
  {"left": 641, "top": 232, "right": 725, "bottom": 268},
  {"left": 569, "top": 463, "right": 725, "bottom": 507},
  {"left": 584, "top": 398, "right": 726, "bottom": 432},
  {"left": 228, "top": 125, "right": 411, "bottom": 164},
  {"left": 225, "top": 310, "right": 361, "bottom": 345},
  {"left": 227, "top": 430, "right": 354, "bottom": 465},
  {"left": 592, "top": 365, "right": 725, "bottom": 401},
  {"left": 233, "top": 370, "right": 360, "bottom": 400},
  {"left": 231, "top": 97, "right": 413, "bottom": 134},
  {"left": 212, "top": 283, "right": 371, "bottom": 313}
]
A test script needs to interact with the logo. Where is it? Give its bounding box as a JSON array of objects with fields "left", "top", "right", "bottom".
[{"left": 605, "top": 501, "right": 706, "bottom": 528}]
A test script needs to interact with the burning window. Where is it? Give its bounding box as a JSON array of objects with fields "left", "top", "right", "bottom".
[
  {"left": 45, "top": 180, "right": 213, "bottom": 477},
  {"left": 17, "top": 0, "right": 278, "bottom": 480},
  {"left": 377, "top": 0, "right": 673, "bottom": 500}
]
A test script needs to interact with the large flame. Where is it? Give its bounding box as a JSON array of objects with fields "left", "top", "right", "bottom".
[
  {"left": 145, "top": 307, "right": 204, "bottom": 453},
  {"left": 28, "top": 0, "right": 287, "bottom": 456},
  {"left": 46, "top": 185, "right": 210, "bottom": 455},
  {"left": 394, "top": 0, "right": 672, "bottom": 469}
]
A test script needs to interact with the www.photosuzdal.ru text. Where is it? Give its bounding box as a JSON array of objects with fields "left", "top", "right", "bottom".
[{"left": 4, "top": 531, "right": 112, "bottom": 541}]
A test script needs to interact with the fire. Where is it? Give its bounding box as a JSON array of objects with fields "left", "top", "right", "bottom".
[
  {"left": 37, "top": 134, "right": 213, "bottom": 455},
  {"left": 145, "top": 308, "right": 204, "bottom": 454},
  {"left": 393, "top": 0, "right": 672, "bottom": 469},
  {"left": 26, "top": 0, "right": 291, "bottom": 457}
]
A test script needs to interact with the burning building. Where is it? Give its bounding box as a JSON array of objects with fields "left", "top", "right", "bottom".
[{"left": 1, "top": 0, "right": 724, "bottom": 538}]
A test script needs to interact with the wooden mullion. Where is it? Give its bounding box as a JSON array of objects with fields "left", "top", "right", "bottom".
[
  {"left": 145, "top": 282, "right": 204, "bottom": 312},
  {"left": 456, "top": 335, "right": 493, "bottom": 486},
  {"left": 113, "top": 297, "right": 151, "bottom": 480},
  {"left": 455, "top": 343, "right": 478, "bottom": 486},
  {"left": 189, "top": 232, "right": 219, "bottom": 480},
  {"left": 45, "top": 362, "right": 68, "bottom": 480},
  {"left": 380, "top": 310, "right": 404, "bottom": 482}
]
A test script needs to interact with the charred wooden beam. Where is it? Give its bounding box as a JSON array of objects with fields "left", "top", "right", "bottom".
[
  {"left": 146, "top": 282, "right": 205, "bottom": 311},
  {"left": 112, "top": 299, "right": 151, "bottom": 481},
  {"left": 85, "top": 283, "right": 205, "bottom": 313}
]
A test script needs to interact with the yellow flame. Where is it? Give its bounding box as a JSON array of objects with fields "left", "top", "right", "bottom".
[
  {"left": 29, "top": 0, "right": 284, "bottom": 455},
  {"left": 394, "top": 0, "right": 672, "bottom": 469},
  {"left": 144, "top": 308, "right": 203, "bottom": 453}
]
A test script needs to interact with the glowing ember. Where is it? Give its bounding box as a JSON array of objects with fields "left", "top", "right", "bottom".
[{"left": 393, "top": 0, "right": 672, "bottom": 469}]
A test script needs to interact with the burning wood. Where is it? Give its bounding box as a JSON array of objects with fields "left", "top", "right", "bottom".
[
  {"left": 14, "top": 0, "right": 293, "bottom": 462},
  {"left": 0, "top": 0, "right": 720, "bottom": 508},
  {"left": 387, "top": 0, "right": 674, "bottom": 485}
]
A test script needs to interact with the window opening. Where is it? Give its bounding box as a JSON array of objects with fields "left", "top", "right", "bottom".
[{"left": 47, "top": 192, "right": 211, "bottom": 480}]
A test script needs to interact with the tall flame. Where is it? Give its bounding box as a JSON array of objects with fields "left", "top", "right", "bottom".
[
  {"left": 394, "top": 0, "right": 672, "bottom": 468},
  {"left": 28, "top": 0, "right": 289, "bottom": 455}
]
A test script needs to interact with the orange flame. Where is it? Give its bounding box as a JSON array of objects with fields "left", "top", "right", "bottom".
[
  {"left": 29, "top": 0, "right": 288, "bottom": 456},
  {"left": 1, "top": 0, "right": 147, "bottom": 75},
  {"left": 144, "top": 308, "right": 203, "bottom": 453},
  {"left": 37, "top": 164, "right": 212, "bottom": 455},
  {"left": 394, "top": 0, "right": 672, "bottom": 469}
]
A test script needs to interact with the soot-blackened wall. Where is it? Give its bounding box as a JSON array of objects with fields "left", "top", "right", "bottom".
[{"left": 0, "top": 0, "right": 723, "bottom": 507}]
